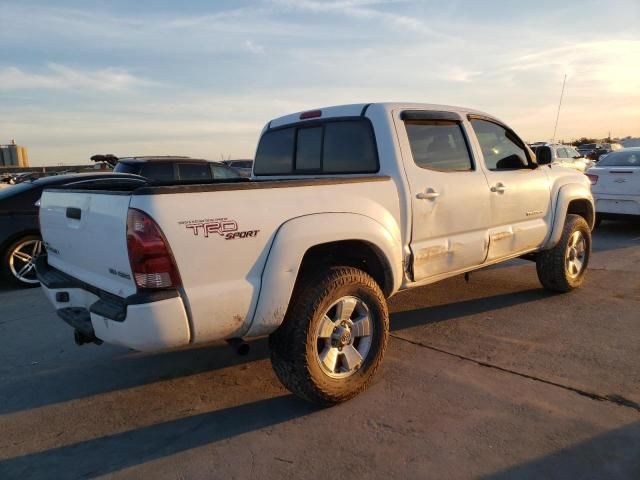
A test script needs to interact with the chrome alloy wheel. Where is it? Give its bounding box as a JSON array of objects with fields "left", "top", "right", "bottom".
[
  {"left": 9, "top": 239, "right": 42, "bottom": 284},
  {"left": 565, "top": 230, "right": 586, "bottom": 279},
  {"left": 315, "top": 296, "right": 374, "bottom": 379}
]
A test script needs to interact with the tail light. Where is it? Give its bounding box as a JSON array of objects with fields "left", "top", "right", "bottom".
[
  {"left": 127, "top": 208, "right": 181, "bottom": 289},
  {"left": 586, "top": 174, "right": 598, "bottom": 185}
]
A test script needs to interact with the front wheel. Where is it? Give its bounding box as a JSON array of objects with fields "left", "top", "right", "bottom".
[
  {"left": 1, "top": 235, "right": 43, "bottom": 288},
  {"left": 269, "top": 266, "right": 389, "bottom": 406},
  {"left": 536, "top": 214, "right": 591, "bottom": 293}
]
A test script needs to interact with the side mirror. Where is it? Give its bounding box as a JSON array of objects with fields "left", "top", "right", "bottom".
[{"left": 536, "top": 148, "right": 552, "bottom": 165}]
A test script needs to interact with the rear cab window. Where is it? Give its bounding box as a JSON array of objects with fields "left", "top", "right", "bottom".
[{"left": 253, "top": 118, "right": 379, "bottom": 176}]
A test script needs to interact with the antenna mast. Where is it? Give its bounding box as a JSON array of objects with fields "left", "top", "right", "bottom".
[{"left": 552, "top": 74, "right": 567, "bottom": 144}]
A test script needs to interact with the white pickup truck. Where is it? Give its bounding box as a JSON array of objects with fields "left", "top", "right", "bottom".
[{"left": 37, "top": 103, "right": 594, "bottom": 405}]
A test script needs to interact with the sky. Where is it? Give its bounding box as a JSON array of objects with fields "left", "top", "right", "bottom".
[{"left": 1, "top": 0, "right": 639, "bottom": 166}]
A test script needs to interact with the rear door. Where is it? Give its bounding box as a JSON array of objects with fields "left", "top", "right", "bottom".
[
  {"left": 468, "top": 118, "right": 552, "bottom": 261},
  {"left": 39, "top": 190, "right": 136, "bottom": 297},
  {"left": 395, "top": 110, "right": 491, "bottom": 281}
]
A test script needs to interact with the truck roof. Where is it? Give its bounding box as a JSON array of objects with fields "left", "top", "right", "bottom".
[{"left": 267, "top": 102, "right": 501, "bottom": 129}]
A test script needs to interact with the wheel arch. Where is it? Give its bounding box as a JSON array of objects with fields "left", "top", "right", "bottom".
[
  {"left": 243, "top": 213, "right": 403, "bottom": 337},
  {"left": 543, "top": 184, "right": 595, "bottom": 250}
]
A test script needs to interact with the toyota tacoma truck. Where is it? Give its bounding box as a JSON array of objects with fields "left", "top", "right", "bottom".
[{"left": 36, "top": 103, "right": 595, "bottom": 405}]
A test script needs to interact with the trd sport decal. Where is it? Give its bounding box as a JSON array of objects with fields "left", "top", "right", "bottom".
[{"left": 178, "top": 218, "right": 259, "bottom": 240}]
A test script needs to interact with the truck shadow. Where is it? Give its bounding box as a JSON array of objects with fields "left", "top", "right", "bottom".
[
  {"left": 0, "top": 285, "right": 550, "bottom": 416},
  {"left": 483, "top": 421, "right": 640, "bottom": 479},
  {"left": 0, "top": 394, "right": 318, "bottom": 480},
  {"left": 389, "top": 288, "right": 550, "bottom": 332},
  {"left": 0, "top": 338, "right": 272, "bottom": 415}
]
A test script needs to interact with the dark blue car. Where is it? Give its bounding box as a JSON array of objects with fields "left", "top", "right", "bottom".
[{"left": 0, "top": 173, "right": 144, "bottom": 287}]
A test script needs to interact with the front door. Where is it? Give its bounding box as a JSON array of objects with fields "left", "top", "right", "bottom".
[
  {"left": 395, "top": 111, "right": 491, "bottom": 281},
  {"left": 468, "top": 118, "right": 552, "bottom": 261}
]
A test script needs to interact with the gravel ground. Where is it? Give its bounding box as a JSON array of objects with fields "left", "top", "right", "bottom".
[{"left": 0, "top": 219, "right": 638, "bottom": 479}]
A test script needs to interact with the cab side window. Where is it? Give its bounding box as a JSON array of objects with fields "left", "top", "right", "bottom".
[
  {"left": 404, "top": 120, "right": 473, "bottom": 172},
  {"left": 469, "top": 119, "right": 529, "bottom": 170}
]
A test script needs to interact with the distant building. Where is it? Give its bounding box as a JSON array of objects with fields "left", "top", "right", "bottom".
[{"left": 0, "top": 139, "right": 29, "bottom": 167}]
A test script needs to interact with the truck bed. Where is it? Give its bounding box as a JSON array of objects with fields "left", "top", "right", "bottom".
[{"left": 39, "top": 175, "right": 401, "bottom": 348}]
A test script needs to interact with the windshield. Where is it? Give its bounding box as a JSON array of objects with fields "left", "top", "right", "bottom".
[
  {"left": 113, "top": 162, "right": 141, "bottom": 175},
  {"left": 580, "top": 144, "right": 597, "bottom": 149},
  {"left": 598, "top": 150, "right": 640, "bottom": 167}
]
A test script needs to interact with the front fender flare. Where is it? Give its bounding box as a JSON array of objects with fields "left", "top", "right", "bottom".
[
  {"left": 242, "top": 213, "right": 403, "bottom": 337},
  {"left": 543, "top": 184, "right": 594, "bottom": 250}
]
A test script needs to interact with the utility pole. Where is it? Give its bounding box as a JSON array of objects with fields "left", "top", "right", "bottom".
[{"left": 552, "top": 74, "right": 567, "bottom": 144}]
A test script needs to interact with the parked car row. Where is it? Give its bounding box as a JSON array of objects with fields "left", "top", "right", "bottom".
[
  {"left": 0, "top": 173, "right": 145, "bottom": 287},
  {"left": 529, "top": 143, "right": 638, "bottom": 226},
  {"left": 577, "top": 143, "right": 623, "bottom": 161},
  {"left": 529, "top": 143, "right": 593, "bottom": 172},
  {"left": 223, "top": 159, "right": 253, "bottom": 177},
  {"left": 0, "top": 155, "right": 251, "bottom": 287},
  {"left": 91, "top": 155, "right": 247, "bottom": 181},
  {"left": 586, "top": 148, "right": 640, "bottom": 226},
  {"left": 2, "top": 171, "right": 52, "bottom": 185}
]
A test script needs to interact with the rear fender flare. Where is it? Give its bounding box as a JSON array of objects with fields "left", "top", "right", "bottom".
[{"left": 243, "top": 213, "right": 402, "bottom": 337}]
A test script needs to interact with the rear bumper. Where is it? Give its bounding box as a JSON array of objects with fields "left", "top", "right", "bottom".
[
  {"left": 36, "top": 256, "right": 191, "bottom": 352},
  {"left": 594, "top": 194, "right": 640, "bottom": 216}
]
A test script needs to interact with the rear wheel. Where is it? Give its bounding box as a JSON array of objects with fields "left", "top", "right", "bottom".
[
  {"left": 1, "top": 235, "right": 42, "bottom": 288},
  {"left": 536, "top": 214, "right": 590, "bottom": 292},
  {"left": 269, "top": 266, "right": 389, "bottom": 405}
]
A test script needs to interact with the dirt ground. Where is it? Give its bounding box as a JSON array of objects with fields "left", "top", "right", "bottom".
[{"left": 0, "top": 220, "right": 638, "bottom": 479}]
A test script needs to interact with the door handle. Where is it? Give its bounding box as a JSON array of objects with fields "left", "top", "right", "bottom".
[
  {"left": 416, "top": 189, "right": 440, "bottom": 200},
  {"left": 490, "top": 183, "right": 507, "bottom": 193},
  {"left": 66, "top": 207, "right": 82, "bottom": 220}
]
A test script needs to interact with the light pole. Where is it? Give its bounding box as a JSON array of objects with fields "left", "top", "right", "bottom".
[{"left": 552, "top": 74, "right": 567, "bottom": 144}]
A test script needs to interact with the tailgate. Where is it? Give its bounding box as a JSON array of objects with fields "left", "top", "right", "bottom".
[
  {"left": 592, "top": 168, "right": 639, "bottom": 196},
  {"left": 39, "top": 190, "right": 137, "bottom": 297}
]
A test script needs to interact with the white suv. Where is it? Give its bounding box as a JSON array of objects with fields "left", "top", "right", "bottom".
[{"left": 532, "top": 144, "right": 592, "bottom": 172}]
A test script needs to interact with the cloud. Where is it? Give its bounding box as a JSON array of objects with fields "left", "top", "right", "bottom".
[
  {"left": 267, "top": 0, "right": 445, "bottom": 36},
  {"left": 0, "top": 64, "right": 156, "bottom": 92},
  {"left": 244, "top": 40, "right": 265, "bottom": 54},
  {"left": 503, "top": 39, "right": 640, "bottom": 95}
]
